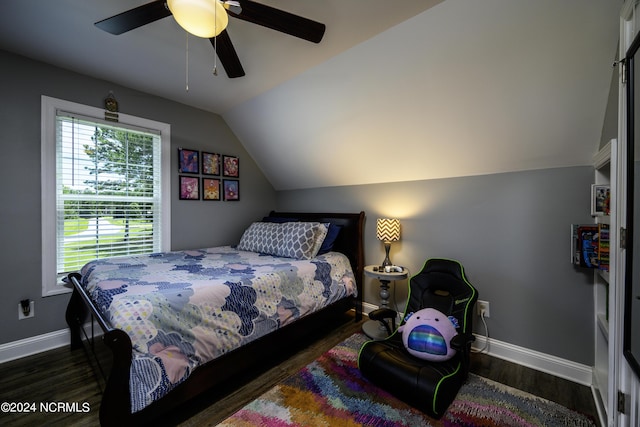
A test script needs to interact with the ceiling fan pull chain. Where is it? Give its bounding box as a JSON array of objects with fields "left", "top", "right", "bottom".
[
  {"left": 213, "top": 2, "right": 219, "bottom": 76},
  {"left": 185, "top": 32, "right": 190, "bottom": 91},
  {"left": 213, "top": 37, "right": 218, "bottom": 75}
]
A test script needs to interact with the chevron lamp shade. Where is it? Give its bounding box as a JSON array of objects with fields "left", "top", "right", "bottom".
[{"left": 376, "top": 218, "right": 401, "bottom": 242}]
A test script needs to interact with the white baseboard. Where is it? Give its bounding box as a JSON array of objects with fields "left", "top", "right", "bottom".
[
  {"left": 471, "top": 335, "right": 593, "bottom": 386},
  {"left": 363, "top": 304, "right": 593, "bottom": 387},
  {"left": 0, "top": 322, "right": 103, "bottom": 364},
  {"left": 2, "top": 309, "right": 594, "bottom": 387},
  {"left": 0, "top": 329, "right": 72, "bottom": 364},
  {"left": 362, "top": 301, "right": 378, "bottom": 314}
]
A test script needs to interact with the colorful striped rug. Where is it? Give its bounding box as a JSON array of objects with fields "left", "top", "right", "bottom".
[{"left": 218, "top": 333, "right": 596, "bottom": 426}]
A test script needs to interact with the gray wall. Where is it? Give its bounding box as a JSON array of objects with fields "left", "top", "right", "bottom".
[
  {"left": 276, "top": 166, "right": 596, "bottom": 365},
  {"left": 0, "top": 51, "right": 276, "bottom": 345},
  {"left": 0, "top": 48, "right": 599, "bottom": 367}
]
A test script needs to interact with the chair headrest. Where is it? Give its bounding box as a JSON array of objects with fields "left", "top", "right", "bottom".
[
  {"left": 423, "top": 259, "right": 465, "bottom": 280},
  {"left": 408, "top": 258, "right": 477, "bottom": 321}
]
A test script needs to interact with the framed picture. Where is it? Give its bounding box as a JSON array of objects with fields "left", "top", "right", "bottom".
[
  {"left": 223, "top": 179, "right": 239, "bottom": 201},
  {"left": 223, "top": 155, "right": 239, "bottom": 178},
  {"left": 178, "top": 148, "right": 199, "bottom": 174},
  {"left": 591, "top": 184, "right": 610, "bottom": 216},
  {"left": 179, "top": 176, "right": 199, "bottom": 200},
  {"left": 202, "top": 178, "right": 221, "bottom": 201},
  {"left": 202, "top": 152, "right": 221, "bottom": 176}
]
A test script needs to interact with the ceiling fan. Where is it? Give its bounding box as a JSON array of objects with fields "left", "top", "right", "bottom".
[{"left": 94, "top": 0, "right": 326, "bottom": 78}]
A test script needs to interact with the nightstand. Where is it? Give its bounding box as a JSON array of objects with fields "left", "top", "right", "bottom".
[{"left": 362, "top": 264, "right": 408, "bottom": 340}]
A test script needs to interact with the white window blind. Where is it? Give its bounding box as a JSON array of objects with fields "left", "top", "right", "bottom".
[
  {"left": 55, "top": 112, "right": 163, "bottom": 274},
  {"left": 42, "top": 96, "right": 170, "bottom": 296}
]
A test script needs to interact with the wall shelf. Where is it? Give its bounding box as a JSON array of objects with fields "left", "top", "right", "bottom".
[
  {"left": 591, "top": 139, "right": 616, "bottom": 422},
  {"left": 597, "top": 313, "right": 609, "bottom": 341}
]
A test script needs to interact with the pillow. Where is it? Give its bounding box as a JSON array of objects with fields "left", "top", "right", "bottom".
[
  {"left": 310, "top": 223, "right": 330, "bottom": 257},
  {"left": 261, "top": 217, "right": 340, "bottom": 255},
  {"left": 318, "top": 223, "right": 342, "bottom": 255},
  {"left": 398, "top": 308, "right": 458, "bottom": 362},
  {"left": 237, "top": 221, "right": 327, "bottom": 260}
]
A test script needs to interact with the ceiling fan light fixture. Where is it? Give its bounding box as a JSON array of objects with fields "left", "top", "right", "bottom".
[{"left": 167, "top": 0, "right": 228, "bottom": 38}]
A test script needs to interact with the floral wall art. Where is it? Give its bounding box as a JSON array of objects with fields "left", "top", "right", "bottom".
[{"left": 178, "top": 148, "right": 239, "bottom": 201}]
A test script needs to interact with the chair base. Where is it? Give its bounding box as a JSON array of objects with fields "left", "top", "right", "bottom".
[{"left": 359, "top": 336, "right": 465, "bottom": 419}]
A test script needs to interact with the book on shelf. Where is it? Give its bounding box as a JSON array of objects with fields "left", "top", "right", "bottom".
[
  {"left": 571, "top": 223, "right": 608, "bottom": 270},
  {"left": 598, "top": 223, "right": 609, "bottom": 272}
]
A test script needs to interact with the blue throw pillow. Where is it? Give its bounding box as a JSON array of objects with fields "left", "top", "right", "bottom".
[{"left": 318, "top": 224, "right": 342, "bottom": 255}]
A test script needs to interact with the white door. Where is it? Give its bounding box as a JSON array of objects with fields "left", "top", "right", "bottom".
[{"left": 618, "top": 2, "right": 640, "bottom": 426}]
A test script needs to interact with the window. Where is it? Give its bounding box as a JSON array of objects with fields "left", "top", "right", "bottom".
[{"left": 41, "top": 96, "right": 171, "bottom": 296}]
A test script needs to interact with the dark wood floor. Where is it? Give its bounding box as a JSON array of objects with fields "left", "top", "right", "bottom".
[
  {"left": 0, "top": 313, "right": 599, "bottom": 426},
  {"left": 469, "top": 349, "right": 599, "bottom": 426}
]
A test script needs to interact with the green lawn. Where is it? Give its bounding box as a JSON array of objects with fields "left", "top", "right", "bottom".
[
  {"left": 63, "top": 218, "right": 89, "bottom": 236},
  {"left": 63, "top": 217, "right": 154, "bottom": 272}
]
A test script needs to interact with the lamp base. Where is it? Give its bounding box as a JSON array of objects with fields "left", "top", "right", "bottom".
[{"left": 382, "top": 242, "right": 392, "bottom": 267}]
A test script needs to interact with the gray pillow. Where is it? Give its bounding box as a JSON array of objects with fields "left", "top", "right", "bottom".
[{"left": 237, "top": 221, "right": 328, "bottom": 260}]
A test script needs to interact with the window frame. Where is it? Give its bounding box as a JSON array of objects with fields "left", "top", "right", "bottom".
[{"left": 41, "top": 96, "right": 171, "bottom": 297}]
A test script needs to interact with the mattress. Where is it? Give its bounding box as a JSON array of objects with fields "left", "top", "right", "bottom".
[{"left": 80, "top": 246, "right": 357, "bottom": 412}]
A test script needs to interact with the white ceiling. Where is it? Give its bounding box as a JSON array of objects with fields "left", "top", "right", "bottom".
[
  {"left": 0, "top": 0, "right": 622, "bottom": 190},
  {"left": 0, "top": 0, "right": 441, "bottom": 113}
]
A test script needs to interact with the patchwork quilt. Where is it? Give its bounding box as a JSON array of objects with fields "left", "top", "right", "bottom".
[{"left": 79, "top": 246, "right": 357, "bottom": 413}]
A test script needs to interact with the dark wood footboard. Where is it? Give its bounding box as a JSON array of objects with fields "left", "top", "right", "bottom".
[
  {"left": 65, "top": 211, "right": 365, "bottom": 425},
  {"left": 66, "top": 273, "right": 135, "bottom": 422}
]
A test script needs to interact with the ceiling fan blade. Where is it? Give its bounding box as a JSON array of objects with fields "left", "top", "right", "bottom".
[
  {"left": 227, "top": 0, "right": 325, "bottom": 44},
  {"left": 95, "top": 1, "right": 171, "bottom": 35},
  {"left": 210, "top": 30, "right": 245, "bottom": 78}
]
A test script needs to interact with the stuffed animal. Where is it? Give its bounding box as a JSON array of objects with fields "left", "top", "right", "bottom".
[{"left": 398, "top": 307, "right": 459, "bottom": 362}]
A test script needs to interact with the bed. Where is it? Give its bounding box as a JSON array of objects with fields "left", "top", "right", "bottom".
[{"left": 65, "top": 211, "right": 364, "bottom": 425}]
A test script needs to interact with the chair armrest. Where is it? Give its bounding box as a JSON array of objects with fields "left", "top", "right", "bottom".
[
  {"left": 368, "top": 307, "right": 397, "bottom": 321},
  {"left": 450, "top": 332, "right": 475, "bottom": 352},
  {"left": 368, "top": 308, "right": 398, "bottom": 336}
]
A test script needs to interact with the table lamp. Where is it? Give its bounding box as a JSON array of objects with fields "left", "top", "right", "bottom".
[{"left": 376, "top": 218, "right": 401, "bottom": 267}]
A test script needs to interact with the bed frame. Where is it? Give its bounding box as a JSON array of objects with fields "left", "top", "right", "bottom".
[{"left": 65, "top": 211, "right": 364, "bottom": 425}]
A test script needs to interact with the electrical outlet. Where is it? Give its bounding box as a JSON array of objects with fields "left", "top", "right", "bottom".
[
  {"left": 477, "top": 300, "right": 490, "bottom": 318},
  {"left": 18, "top": 301, "right": 34, "bottom": 320}
]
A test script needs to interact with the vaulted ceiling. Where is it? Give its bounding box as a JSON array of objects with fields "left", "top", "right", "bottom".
[{"left": 0, "top": 0, "right": 621, "bottom": 190}]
